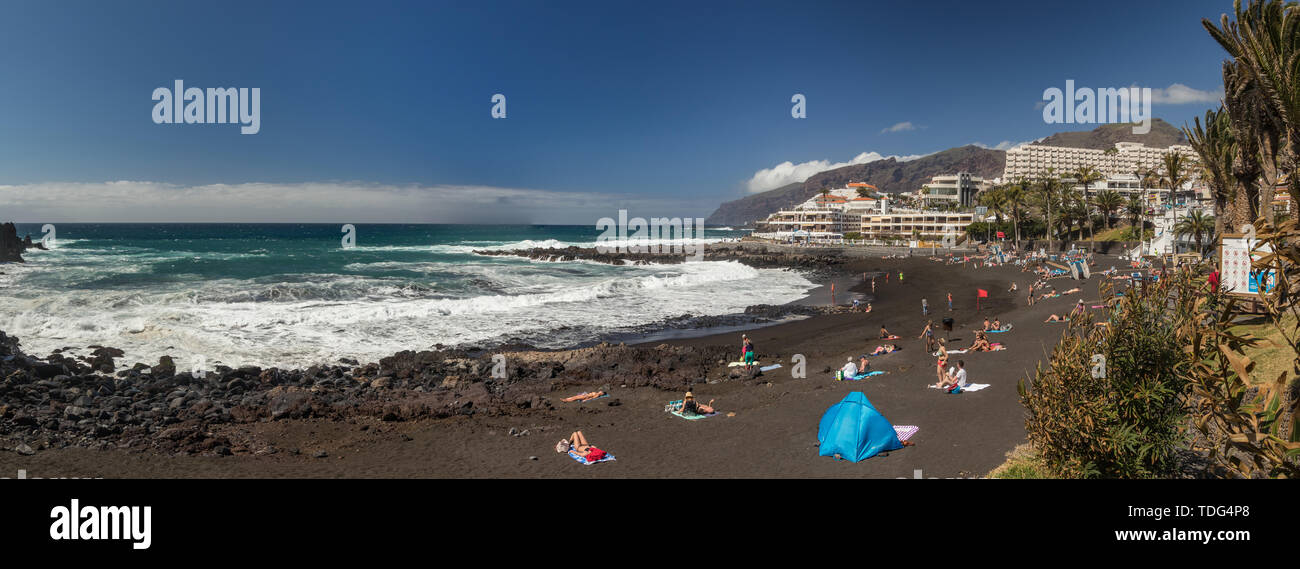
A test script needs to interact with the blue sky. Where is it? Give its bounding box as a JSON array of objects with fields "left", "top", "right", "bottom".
[{"left": 0, "top": 0, "right": 1233, "bottom": 222}]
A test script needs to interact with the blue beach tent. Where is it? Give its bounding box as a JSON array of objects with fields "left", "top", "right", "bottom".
[{"left": 817, "top": 392, "right": 903, "bottom": 462}]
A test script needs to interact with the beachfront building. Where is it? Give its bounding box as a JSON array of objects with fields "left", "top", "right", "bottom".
[
  {"left": 857, "top": 210, "right": 975, "bottom": 242},
  {"left": 919, "top": 172, "right": 987, "bottom": 207},
  {"left": 751, "top": 205, "right": 857, "bottom": 240}
]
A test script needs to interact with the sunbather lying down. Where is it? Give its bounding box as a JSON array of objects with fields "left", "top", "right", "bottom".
[
  {"left": 1044, "top": 313, "right": 1068, "bottom": 322},
  {"left": 1062, "top": 288, "right": 1081, "bottom": 295},
  {"left": 563, "top": 390, "right": 605, "bottom": 402},
  {"left": 557, "top": 431, "right": 603, "bottom": 457},
  {"left": 871, "top": 344, "right": 899, "bottom": 355}
]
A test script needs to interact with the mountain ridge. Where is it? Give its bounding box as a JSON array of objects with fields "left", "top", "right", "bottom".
[{"left": 705, "top": 118, "right": 1193, "bottom": 227}]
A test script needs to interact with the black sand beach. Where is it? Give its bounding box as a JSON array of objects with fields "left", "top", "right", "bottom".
[{"left": 0, "top": 250, "right": 1111, "bottom": 478}]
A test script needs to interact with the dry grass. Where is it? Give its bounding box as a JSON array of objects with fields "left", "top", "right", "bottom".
[
  {"left": 987, "top": 443, "right": 1056, "bottom": 479},
  {"left": 1228, "top": 313, "right": 1297, "bottom": 386}
]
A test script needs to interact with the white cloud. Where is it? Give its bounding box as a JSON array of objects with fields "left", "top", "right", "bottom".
[
  {"left": 972, "top": 138, "right": 1042, "bottom": 151},
  {"left": 881, "top": 121, "right": 917, "bottom": 133},
  {"left": 1148, "top": 83, "right": 1222, "bottom": 105},
  {"left": 745, "top": 151, "right": 928, "bottom": 193},
  {"left": 0, "top": 181, "right": 719, "bottom": 224}
]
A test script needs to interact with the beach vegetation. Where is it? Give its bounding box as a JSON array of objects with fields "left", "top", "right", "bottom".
[{"left": 1019, "top": 274, "right": 1192, "bottom": 478}]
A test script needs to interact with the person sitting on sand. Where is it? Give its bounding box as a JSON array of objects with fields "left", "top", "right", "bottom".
[
  {"left": 969, "top": 331, "right": 992, "bottom": 352},
  {"left": 858, "top": 354, "right": 871, "bottom": 373},
  {"left": 681, "top": 392, "right": 715, "bottom": 415},
  {"left": 841, "top": 357, "right": 858, "bottom": 378},
  {"left": 937, "top": 360, "right": 968, "bottom": 390},
  {"left": 871, "top": 344, "right": 898, "bottom": 356},
  {"left": 992, "top": 317, "right": 1002, "bottom": 330},
  {"left": 1044, "top": 313, "right": 1068, "bottom": 322},
  {"left": 1070, "top": 299, "right": 1086, "bottom": 317},
  {"left": 864, "top": 302, "right": 872, "bottom": 313},
  {"left": 982, "top": 317, "right": 992, "bottom": 331},
  {"left": 880, "top": 325, "right": 893, "bottom": 339}
]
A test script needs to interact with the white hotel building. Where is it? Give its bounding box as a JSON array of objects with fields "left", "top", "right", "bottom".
[
  {"left": 1003, "top": 141, "right": 1197, "bottom": 180},
  {"left": 752, "top": 185, "right": 976, "bottom": 242},
  {"left": 1003, "top": 141, "right": 1202, "bottom": 205}
]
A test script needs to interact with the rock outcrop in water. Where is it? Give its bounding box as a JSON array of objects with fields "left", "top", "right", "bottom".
[
  {"left": 1, "top": 223, "right": 26, "bottom": 263},
  {"left": 475, "top": 244, "right": 847, "bottom": 280}
]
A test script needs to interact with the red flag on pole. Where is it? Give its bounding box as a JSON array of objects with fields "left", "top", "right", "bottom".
[
  {"left": 977, "top": 288, "right": 987, "bottom": 311},
  {"left": 996, "top": 231, "right": 1005, "bottom": 239},
  {"left": 978, "top": 289, "right": 988, "bottom": 297}
]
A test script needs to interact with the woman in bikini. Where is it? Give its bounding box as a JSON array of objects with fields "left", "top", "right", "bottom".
[
  {"left": 934, "top": 338, "right": 949, "bottom": 384},
  {"left": 559, "top": 431, "right": 595, "bottom": 456},
  {"left": 1044, "top": 313, "right": 1068, "bottom": 322},
  {"left": 919, "top": 321, "right": 935, "bottom": 353},
  {"left": 680, "top": 392, "right": 716, "bottom": 415},
  {"left": 969, "top": 331, "right": 992, "bottom": 352}
]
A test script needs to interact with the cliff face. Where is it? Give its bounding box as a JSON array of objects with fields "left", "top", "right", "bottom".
[
  {"left": 705, "top": 145, "right": 1006, "bottom": 227},
  {"left": 1, "top": 222, "right": 25, "bottom": 263}
]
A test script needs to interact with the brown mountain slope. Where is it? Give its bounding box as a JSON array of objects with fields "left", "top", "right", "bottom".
[
  {"left": 706, "top": 145, "right": 1005, "bottom": 227},
  {"left": 1030, "top": 117, "right": 1187, "bottom": 150}
]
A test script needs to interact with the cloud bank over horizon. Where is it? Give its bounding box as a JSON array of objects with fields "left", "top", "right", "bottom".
[
  {"left": 0, "top": 181, "right": 719, "bottom": 225},
  {"left": 745, "top": 151, "right": 929, "bottom": 194}
]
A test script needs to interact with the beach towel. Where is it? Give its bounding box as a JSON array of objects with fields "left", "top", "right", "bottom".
[
  {"left": 986, "top": 324, "right": 1014, "bottom": 333},
  {"left": 1090, "top": 305, "right": 1105, "bottom": 308},
  {"left": 727, "top": 361, "right": 758, "bottom": 367},
  {"left": 893, "top": 425, "right": 919, "bottom": 442},
  {"left": 568, "top": 450, "right": 616, "bottom": 465},
  {"left": 879, "top": 335, "right": 901, "bottom": 340},
  {"left": 928, "top": 383, "right": 990, "bottom": 392},
  {"left": 759, "top": 364, "right": 783, "bottom": 372},
  {"left": 940, "top": 349, "right": 969, "bottom": 355},
  {"left": 836, "top": 370, "right": 885, "bottom": 381},
  {"left": 665, "top": 400, "right": 718, "bottom": 420}
]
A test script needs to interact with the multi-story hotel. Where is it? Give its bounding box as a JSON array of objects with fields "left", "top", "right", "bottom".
[{"left": 1003, "top": 141, "right": 1197, "bottom": 180}]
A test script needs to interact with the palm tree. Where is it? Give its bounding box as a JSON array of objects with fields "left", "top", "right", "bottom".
[
  {"left": 1073, "top": 165, "right": 1105, "bottom": 250},
  {"left": 980, "top": 186, "right": 1007, "bottom": 224},
  {"left": 1004, "top": 179, "right": 1029, "bottom": 248},
  {"left": 1183, "top": 106, "right": 1237, "bottom": 239},
  {"left": 1174, "top": 209, "right": 1216, "bottom": 254},
  {"left": 1203, "top": 0, "right": 1300, "bottom": 209},
  {"left": 856, "top": 186, "right": 872, "bottom": 198},
  {"left": 1037, "top": 169, "right": 1061, "bottom": 251},
  {"left": 1160, "top": 151, "right": 1191, "bottom": 205},
  {"left": 919, "top": 185, "right": 932, "bottom": 208},
  {"left": 1094, "top": 189, "right": 1125, "bottom": 229},
  {"left": 1126, "top": 195, "right": 1145, "bottom": 236}
]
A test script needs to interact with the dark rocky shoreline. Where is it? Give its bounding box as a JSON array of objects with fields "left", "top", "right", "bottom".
[
  {"left": 0, "top": 327, "right": 796, "bottom": 457},
  {"left": 0, "top": 236, "right": 868, "bottom": 458}
]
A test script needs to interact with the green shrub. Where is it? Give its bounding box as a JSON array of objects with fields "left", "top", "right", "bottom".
[{"left": 1019, "top": 278, "right": 1191, "bottom": 478}]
